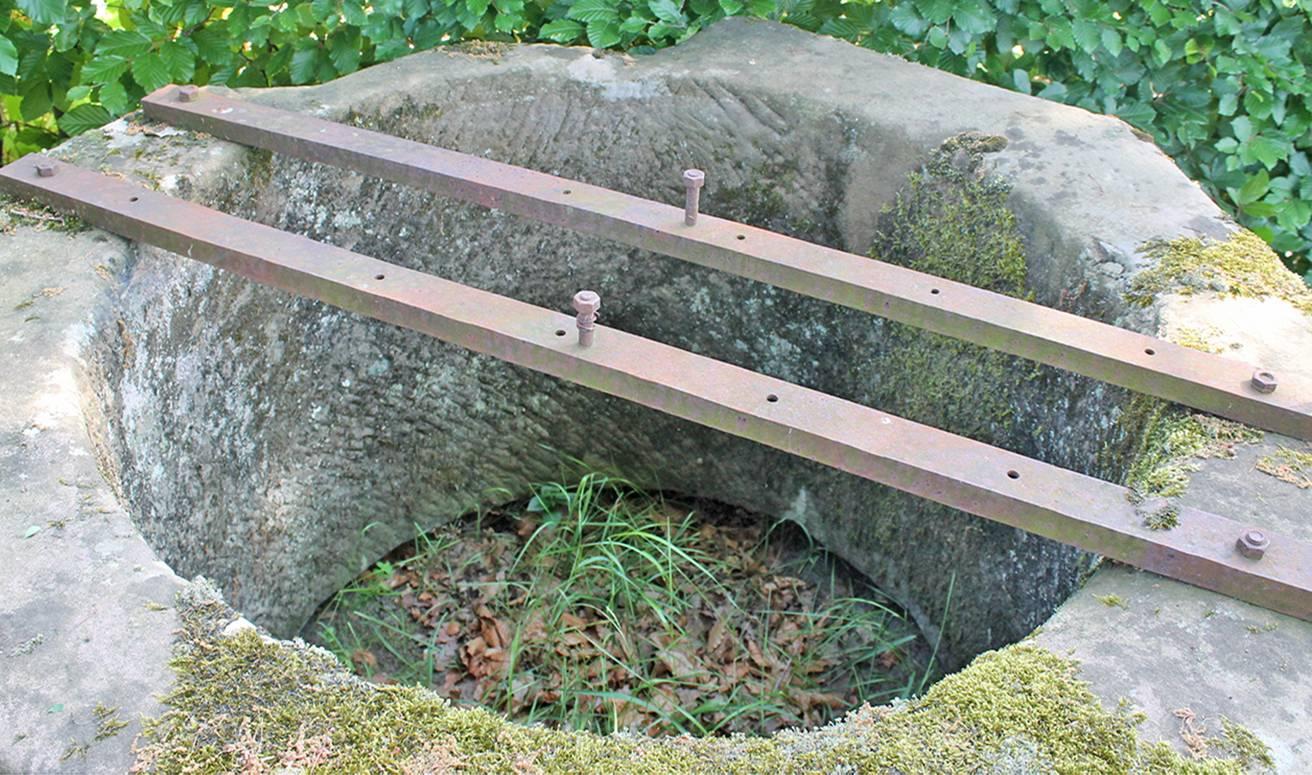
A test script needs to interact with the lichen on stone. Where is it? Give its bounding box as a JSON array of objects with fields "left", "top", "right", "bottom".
[
  {"left": 1122, "top": 398, "right": 1263, "bottom": 499},
  {"left": 129, "top": 581, "right": 1262, "bottom": 773},
  {"left": 1167, "top": 325, "right": 1225, "bottom": 354},
  {"left": 1127, "top": 231, "right": 1312, "bottom": 315},
  {"left": 1255, "top": 446, "right": 1312, "bottom": 489}
]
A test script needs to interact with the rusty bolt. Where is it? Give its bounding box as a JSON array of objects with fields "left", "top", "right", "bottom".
[
  {"left": 572, "top": 290, "right": 601, "bottom": 347},
  {"left": 1236, "top": 528, "right": 1270, "bottom": 560},
  {"left": 1251, "top": 370, "right": 1277, "bottom": 394},
  {"left": 682, "top": 169, "right": 705, "bottom": 226},
  {"left": 34, "top": 161, "right": 56, "bottom": 178},
  {"left": 178, "top": 85, "right": 200, "bottom": 103}
]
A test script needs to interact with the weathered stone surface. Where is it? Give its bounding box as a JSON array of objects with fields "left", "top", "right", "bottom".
[{"left": 2, "top": 18, "right": 1309, "bottom": 771}]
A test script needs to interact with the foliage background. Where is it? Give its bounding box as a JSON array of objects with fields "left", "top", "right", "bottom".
[{"left": 1, "top": 0, "right": 1309, "bottom": 280}]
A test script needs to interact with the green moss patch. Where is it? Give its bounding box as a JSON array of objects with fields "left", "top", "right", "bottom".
[
  {"left": 1255, "top": 446, "right": 1312, "bottom": 489},
  {"left": 131, "top": 583, "right": 1267, "bottom": 773},
  {"left": 1123, "top": 399, "right": 1263, "bottom": 499},
  {"left": 1128, "top": 231, "right": 1312, "bottom": 315},
  {"left": 865, "top": 133, "right": 1039, "bottom": 440}
]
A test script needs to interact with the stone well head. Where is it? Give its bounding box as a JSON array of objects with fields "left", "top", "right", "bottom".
[{"left": 71, "top": 19, "right": 1240, "bottom": 676}]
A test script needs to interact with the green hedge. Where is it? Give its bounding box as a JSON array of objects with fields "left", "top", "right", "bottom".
[{"left": 1, "top": 0, "right": 1309, "bottom": 281}]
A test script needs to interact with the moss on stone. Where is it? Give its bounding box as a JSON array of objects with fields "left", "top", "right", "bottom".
[
  {"left": 1096, "top": 594, "right": 1129, "bottom": 609},
  {"left": 1128, "top": 231, "right": 1312, "bottom": 315},
  {"left": 865, "top": 133, "right": 1038, "bottom": 440},
  {"left": 1255, "top": 446, "right": 1312, "bottom": 489},
  {"left": 875, "top": 133, "right": 1025, "bottom": 294},
  {"left": 0, "top": 194, "right": 89, "bottom": 233},
  {"left": 1122, "top": 398, "right": 1263, "bottom": 499},
  {"left": 1142, "top": 502, "right": 1180, "bottom": 531},
  {"left": 1168, "top": 326, "right": 1225, "bottom": 354},
  {"left": 131, "top": 584, "right": 1262, "bottom": 773},
  {"left": 1216, "top": 718, "right": 1275, "bottom": 770}
]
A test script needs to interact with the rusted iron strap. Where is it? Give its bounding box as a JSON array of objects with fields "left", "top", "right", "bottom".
[
  {"left": 139, "top": 86, "right": 1312, "bottom": 441},
  {"left": 3, "top": 154, "right": 1308, "bottom": 621}
]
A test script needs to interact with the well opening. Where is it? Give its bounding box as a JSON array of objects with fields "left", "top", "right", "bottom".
[{"left": 84, "top": 69, "right": 1141, "bottom": 705}]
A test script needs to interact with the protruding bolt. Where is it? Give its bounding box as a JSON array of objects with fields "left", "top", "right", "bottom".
[
  {"left": 572, "top": 290, "right": 601, "bottom": 347},
  {"left": 178, "top": 85, "right": 200, "bottom": 103},
  {"left": 682, "top": 169, "right": 705, "bottom": 226},
  {"left": 1236, "top": 528, "right": 1270, "bottom": 560},
  {"left": 1251, "top": 370, "right": 1277, "bottom": 394},
  {"left": 34, "top": 161, "right": 56, "bottom": 178}
]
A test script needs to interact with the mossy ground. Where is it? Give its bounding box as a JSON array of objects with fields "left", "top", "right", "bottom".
[
  {"left": 131, "top": 582, "right": 1267, "bottom": 773},
  {"left": 1128, "top": 231, "right": 1312, "bottom": 315}
]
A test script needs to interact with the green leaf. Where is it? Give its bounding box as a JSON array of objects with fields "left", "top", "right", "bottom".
[
  {"left": 57, "top": 103, "right": 113, "bottom": 136},
  {"left": 1217, "top": 92, "right": 1237, "bottom": 117},
  {"left": 1231, "top": 116, "right": 1254, "bottom": 143},
  {"left": 1011, "top": 69, "right": 1030, "bottom": 94},
  {"left": 569, "top": 0, "right": 620, "bottom": 24},
  {"left": 100, "top": 81, "right": 130, "bottom": 115},
  {"left": 97, "top": 30, "right": 154, "bottom": 59},
  {"left": 1037, "top": 81, "right": 1067, "bottom": 100},
  {"left": 82, "top": 55, "right": 130, "bottom": 85},
  {"left": 1276, "top": 200, "right": 1312, "bottom": 232},
  {"left": 22, "top": 525, "right": 40, "bottom": 539},
  {"left": 916, "top": 0, "right": 953, "bottom": 25},
  {"left": 1233, "top": 170, "right": 1270, "bottom": 206},
  {"left": 1100, "top": 28, "right": 1122, "bottom": 57},
  {"left": 0, "top": 36, "right": 17, "bottom": 77},
  {"left": 586, "top": 18, "right": 621, "bottom": 47},
  {"left": 16, "top": 0, "right": 66, "bottom": 26},
  {"left": 1152, "top": 38, "right": 1171, "bottom": 65},
  {"left": 160, "top": 42, "right": 196, "bottom": 83},
  {"left": 649, "top": 0, "right": 685, "bottom": 27},
  {"left": 540, "top": 19, "right": 586, "bottom": 42},
  {"left": 925, "top": 25, "right": 947, "bottom": 49},
  {"left": 131, "top": 53, "right": 172, "bottom": 93},
  {"left": 951, "top": 1, "right": 994, "bottom": 35},
  {"left": 289, "top": 47, "right": 320, "bottom": 85},
  {"left": 327, "top": 30, "right": 362, "bottom": 74},
  {"left": 889, "top": 5, "right": 927, "bottom": 37},
  {"left": 1247, "top": 135, "right": 1286, "bottom": 170},
  {"left": 1115, "top": 101, "right": 1156, "bottom": 128}
]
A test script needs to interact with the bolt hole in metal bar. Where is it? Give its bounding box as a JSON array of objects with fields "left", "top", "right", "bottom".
[
  {"left": 137, "top": 86, "right": 1312, "bottom": 441},
  {"left": 2, "top": 155, "right": 1309, "bottom": 621}
]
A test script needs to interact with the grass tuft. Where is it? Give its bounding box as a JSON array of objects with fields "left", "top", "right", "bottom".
[{"left": 310, "top": 472, "right": 927, "bottom": 737}]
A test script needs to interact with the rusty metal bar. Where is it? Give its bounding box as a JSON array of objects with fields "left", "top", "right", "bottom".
[
  {"left": 3, "top": 154, "right": 1308, "bottom": 621},
  {"left": 139, "top": 86, "right": 1312, "bottom": 441}
]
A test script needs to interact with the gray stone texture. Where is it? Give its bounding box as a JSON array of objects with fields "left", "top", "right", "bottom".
[{"left": 2, "top": 19, "right": 1309, "bottom": 772}]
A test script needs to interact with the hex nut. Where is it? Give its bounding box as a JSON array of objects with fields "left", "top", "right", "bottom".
[
  {"left": 1251, "top": 370, "right": 1277, "bottom": 394},
  {"left": 572, "top": 290, "right": 601, "bottom": 316},
  {"left": 34, "top": 162, "right": 56, "bottom": 178},
  {"left": 682, "top": 169, "right": 705, "bottom": 189},
  {"left": 178, "top": 85, "right": 200, "bottom": 103},
  {"left": 1236, "top": 529, "right": 1270, "bottom": 560}
]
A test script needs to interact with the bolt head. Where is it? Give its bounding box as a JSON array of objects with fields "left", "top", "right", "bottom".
[
  {"left": 178, "top": 85, "right": 200, "bottom": 103},
  {"left": 1236, "top": 528, "right": 1270, "bottom": 559},
  {"left": 682, "top": 169, "right": 705, "bottom": 189},
  {"left": 34, "top": 162, "right": 55, "bottom": 178},
  {"left": 572, "top": 290, "right": 601, "bottom": 315},
  {"left": 1251, "top": 370, "right": 1277, "bottom": 394}
]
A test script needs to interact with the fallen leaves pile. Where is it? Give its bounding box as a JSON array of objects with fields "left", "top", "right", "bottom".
[{"left": 311, "top": 474, "right": 927, "bottom": 736}]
